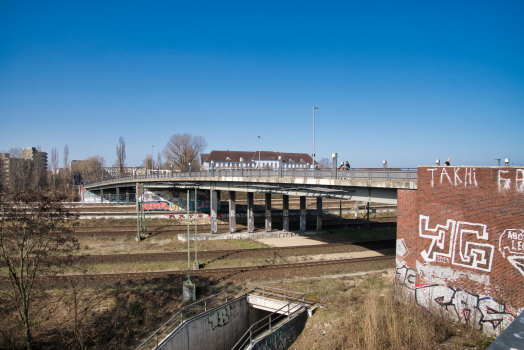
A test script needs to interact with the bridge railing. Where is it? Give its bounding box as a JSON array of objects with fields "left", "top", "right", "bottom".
[{"left": 83, "top": 168, "right": 417, "bottom": 187}]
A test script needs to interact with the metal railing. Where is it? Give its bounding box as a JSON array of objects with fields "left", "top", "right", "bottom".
[
  {"left": 134, "top": 283, "right": 305, "bottom": 350},
  {"left": 85, "top": 168, "right": 417, "bottom": 188},
  {"left": 230, "top": 286, "right": 306, "bottom": 350}
]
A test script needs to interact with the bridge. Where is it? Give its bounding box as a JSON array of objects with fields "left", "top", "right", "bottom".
[{"left": 84, "top": 167, "right": 417, "bottom": 234}]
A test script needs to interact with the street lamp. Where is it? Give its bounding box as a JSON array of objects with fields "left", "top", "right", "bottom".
[
  {"left": 313, "top": 107, "right": 319, "bottom": 169},
  {"left": 257, "top": 136, "right": 261, "bottom": 168}
]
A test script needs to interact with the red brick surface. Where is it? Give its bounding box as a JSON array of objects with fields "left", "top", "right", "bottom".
[{"left": 397, "top": 166, "right": 524, "bottom": 334}]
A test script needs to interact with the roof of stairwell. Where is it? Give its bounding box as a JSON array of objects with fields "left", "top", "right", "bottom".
[{"left": 202, "top": 150, "right": 316, "bottom": 164}]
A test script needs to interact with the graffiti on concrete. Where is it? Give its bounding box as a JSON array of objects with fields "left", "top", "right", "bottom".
[
  {"left": 499, "top": 229, "right": 524, "bottom": 276},
  {"left": 419, "top": 215, "right": 494, "bottom": 272},
  {"left": 252, "top": 319, "right": 299, "bottom": 350},
  {"left": 208, "top": 307, "right": 229, "bottom": 330},
  {"left": 137, "top": 190, "right": 220, "bottom": 212}
]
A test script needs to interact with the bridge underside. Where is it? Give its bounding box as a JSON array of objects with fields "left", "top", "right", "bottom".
[{"left": 85, "top": 176, "right": 415, "bottom": 205}]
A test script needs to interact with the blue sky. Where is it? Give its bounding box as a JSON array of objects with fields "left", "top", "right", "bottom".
[{"left": 1, "top": 1, "right": 523, "bottom": 167}]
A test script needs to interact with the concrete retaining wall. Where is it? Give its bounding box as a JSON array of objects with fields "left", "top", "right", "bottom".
[
  {"left": 250, "top": 309, "right": 308, "bottom": 350},
  {"left": 159, "top": 297, "right": 249, "bottom": 350}
]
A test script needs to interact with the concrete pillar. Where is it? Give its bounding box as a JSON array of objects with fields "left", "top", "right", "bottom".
[
  {"left": 278, "top": 156, "right": 283, "bottom": 178},
  {"left": 283, "top": 195, "right": 289, "bottom": 232},
  {"left": 316, "top": 197, "right": 323, "bottom": 230},
  {"left": 300, "top": 196, "right": 306, "bottom": 232},
  {"left": 229, "top": 191, "right": 236, "bottom": 233},
  {"left": 247, "top": 192, "right": 254, "bottom": 233},
  {"left": 100, "top": 189, "right": 104, "bottom": 203},
  {"left": 210, "top": 190, "right": 218, "bottom": 234},
  {"left": 240, "top": 158, "right": 244, "bottom": 177},
  {"left": 265, "top": 193, "right": 272, "bottom": 232},
  {"left": 108, "top": 193, "right": 112, "bottom": 203},
  {"left": 116, "top": 187, "right": 120, "bottom": 205},
  {"left": 211, "top": 161, "right": 215, "bottom": 177},
  {"left": 183, "top": 282, "right": 196, "bottom": 302},
  {"left": 126, "top": 191, "right": 129, "bottom": 204},
  {"left": 332, "top": 153, "right": 338, "bottom": 179}
]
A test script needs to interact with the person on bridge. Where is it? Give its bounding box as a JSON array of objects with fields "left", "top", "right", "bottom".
[
  {"left": 445, "top": 158, "right": 451, "bottom": 166},
  {"left": 339, "top": 162, "right": 345, "bottom": 170},
  {"left": 345, "top": 161, "right": 350, "bottom": 170}
]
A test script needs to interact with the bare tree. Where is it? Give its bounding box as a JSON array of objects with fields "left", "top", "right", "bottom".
[
  {"left": 142, "top": 155, "right": 154, "bottom": 170},
  {"left": 163, "top": 134, "right": 207, "bottom": 172},
  {"left": 115, "top": 136, "right": 126, "bottom": 176},
  {"left": 8, "top": 147, "right": 23, "bottom": 158},
  {"left": 63, "top": 145, "right": 69, "bottom": 169},
  {"left": 50, "top": 147, "right": 59, "bottom": 173},
  {"left": 318, "top": 157, "right": 331, "bottom": 168},
  {"left": 0, "top": 184, "right": 78, "bottom": 349},
  {"left": 157, "top": 152, "right": 163, "bottom": 169},
  {"left": 70, "top": 156, "right": 106, "bottom": 184}
]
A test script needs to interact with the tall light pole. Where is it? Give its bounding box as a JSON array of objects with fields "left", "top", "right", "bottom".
[
  {"left": 313, "top": 107, "right": 319, "bottom": 169},
  {"left": 257, "top": 136, "right": 261, "bottom": 168}
]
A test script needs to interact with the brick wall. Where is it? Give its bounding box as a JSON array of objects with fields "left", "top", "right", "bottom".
[{"left": 396, "top": 166, "right": 524, "bottom": 335}]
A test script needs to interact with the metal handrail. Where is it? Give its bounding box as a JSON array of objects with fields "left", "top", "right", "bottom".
[
  {"left": 85, "top": 168, "right": 418, "bottom": 188},
  {"left": 134, "top": 283, "right": 305, "bottom": 350},
  {"left": 230, "top": 290, "right": 306, "bottom": 350}
]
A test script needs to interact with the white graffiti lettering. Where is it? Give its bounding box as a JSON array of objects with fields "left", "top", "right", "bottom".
[
  {"left": 419, "top": 215, "right": 494, "bottom": 272},
  {"left": 440, "top": 168, "right": 452, "bottom": 185},
  {"left": 419, "top": 215, "right": 456, "bottom": 263},
  {"left": 498, "top": 170, "right": 511, "bottom": 192},
  {"left": 452, "top": 221, "right": 494, "bottom": 272},
  {"left": 427, "top": 168, "right": 437, "bottom": 187},
  {"left": 517, "top": 169, "right": 524, "bottom": 193},
  {"left": 454, "top": 168, "right": 463, "bottom": 186}
]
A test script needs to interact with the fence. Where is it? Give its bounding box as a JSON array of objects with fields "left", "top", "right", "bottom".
[{"left": 85, "top": 168, "right": 417, "bottom": 187}]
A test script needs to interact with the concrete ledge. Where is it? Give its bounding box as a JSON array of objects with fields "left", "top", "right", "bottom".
[{"left": 177, "top": 230, "right": 329, "bottom": 241}]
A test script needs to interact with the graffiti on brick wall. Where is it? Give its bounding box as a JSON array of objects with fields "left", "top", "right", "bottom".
[
  {"left": 396, "top": 265, "right": 522, "bottom": 335},
  {"left": 396, "top": 238, "right": 409, "bottom": 266},
  {"left": 498, "top": 169, "right": 524, "bottom": 192},
  {"left": 425, "top": 167, "right": 524, "bottom": 191},
  {"left": 415, "top": 260, "right": 491, "bottom": 289},
  {"left": 415, "top": 284, "right": 519, "bottom": 334},
  {"left": 499, "top": 229, "right": 524, "bottom": 276},
  {"left": 420, "top": 215, "right": 494, "bottom": 272},
  {"left": 426, "top": 167, "right": 478, "bottom": 187}
]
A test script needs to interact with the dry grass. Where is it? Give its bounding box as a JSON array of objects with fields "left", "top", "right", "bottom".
[{"left": 273, "top": 273, "right": 496, "bottom": 350}]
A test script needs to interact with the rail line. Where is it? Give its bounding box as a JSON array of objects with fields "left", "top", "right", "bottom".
[
  {"left": 68, "top": 219, "right": 396, "bottom": 235},
  {"left": 25, "top": 239, "right": 396, "bottom": 266},
  {"left": 0, "top": 255, "right": 395, "bottom": 283}
]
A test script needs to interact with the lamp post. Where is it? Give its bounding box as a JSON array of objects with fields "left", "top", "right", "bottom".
[
  {"left": 257, "top": 136, "right": 261, "bottom": 168},
  {"left": 313, "top": 107, "right": 319, "bottom": 169}
]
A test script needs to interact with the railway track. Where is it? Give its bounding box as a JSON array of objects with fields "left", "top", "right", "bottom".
[
  {"left": 0, "top": 255, "right": 395, "bottom": 284},
  {"left": 24, "top": 239, "right": 396, "bottom": 266},
  {"left": 68, "top": 219, "right": 396, "bottom": 235}
]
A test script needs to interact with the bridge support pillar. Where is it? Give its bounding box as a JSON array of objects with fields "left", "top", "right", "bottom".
[
  {"left": 300, "top": 196, "right": 306, "bottom": 232},
  {"left": 100, "top": 189, "right": 104, "bottom": 203},
  {"left": 282, "top": 195, "right": 289, "bottom": 232},
  {"left": 229, "top": 191, "right": 236, "bottom": 233},
  {"left": 116, "top": 187, "right": 120, "bottom": 205},
  {"left": 247, "top": 192, "right": 254, "bottom": 233},
  {"left": 108, "top": 193, "right": 112, "bottom": 203},
  {"left": 316, "top": 197, "right": 323, "bottom": 230},
  {"left": 265, "top": 193, "right": 272, "bottom": 232},
  {"left": 210, "top": 190, "right": 218, "bottom": 234},
  {"left": 126, "top": 191, "right": 129, "bottom": 204}
]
